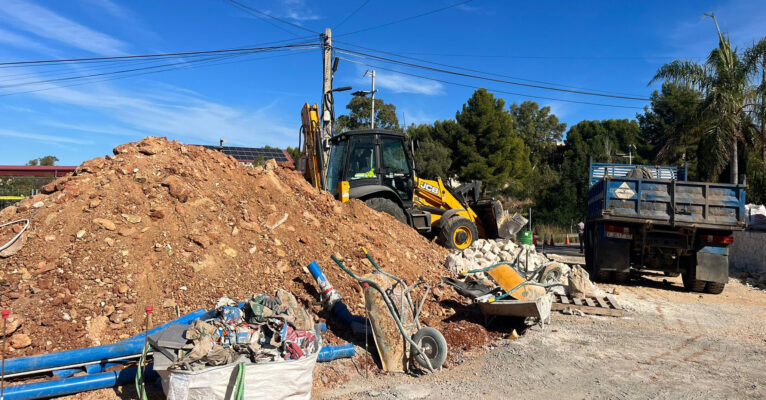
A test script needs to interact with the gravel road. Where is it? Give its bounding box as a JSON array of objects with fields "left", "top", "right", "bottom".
[{"left": 319, "top": 273, "right": 766, "bottom": 400}]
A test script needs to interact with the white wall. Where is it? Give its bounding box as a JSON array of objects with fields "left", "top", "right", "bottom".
[{"left": 729, "top": 231, "right": 766, "bottom": 274}]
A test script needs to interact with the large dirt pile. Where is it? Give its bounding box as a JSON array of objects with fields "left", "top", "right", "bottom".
[{"left": 0, "top": 137, "right": 484, "bottom": 358}]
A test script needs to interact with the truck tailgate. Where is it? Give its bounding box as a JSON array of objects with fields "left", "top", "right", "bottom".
[{"left": 587, "top": 178, "right": 746, "bottom": 229}]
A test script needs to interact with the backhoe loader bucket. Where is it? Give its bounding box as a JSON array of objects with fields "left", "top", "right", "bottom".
[{"left": 472, "top": 199, "right": 527, "bottom": 240}]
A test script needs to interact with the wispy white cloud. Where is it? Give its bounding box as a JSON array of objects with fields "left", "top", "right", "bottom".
[
  {"left": 399, "top": 109, "right": 438, "bottom": 126},
  {"left": 40, "top": 121, "right": 148, "bottom": 139},
  {"left": 0, "top": 27, "right": 56, "bottom": 55},
  {"left": 13, "top": 77, "right": 296, "bottom": 148},
  {"left": 278, "top": 0, "right": 321, "bottom": 22},
  {"left": 366, "top": 70, "right": 445, "bottom": 96},
  {"left": 0, "top": 0, "right": 127, "bottom": 55},
  {"left": 665, "top": 0, "right": 766, "bottom": 58},
  {"left": 0, "top": 128, "right": 94, "bottom": 145},
  {"left": 79, "top": 0, "right": 133, "bottom": 22}
]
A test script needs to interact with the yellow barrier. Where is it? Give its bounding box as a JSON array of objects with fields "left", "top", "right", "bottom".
[{"left": 0, "top": 196, "right": 25, "bottom": 201}]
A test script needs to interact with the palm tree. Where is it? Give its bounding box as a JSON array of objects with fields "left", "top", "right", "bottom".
[
  {"left": 650, "top": 13, "right": 756, "bottom": 183},
  {"left": 745, "top": 38, "right": 766, "bottom": 162}
]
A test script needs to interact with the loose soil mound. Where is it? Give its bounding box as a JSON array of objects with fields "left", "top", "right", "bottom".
[{"left": 0, "top": 137, "right": 487, "bottom": 359}]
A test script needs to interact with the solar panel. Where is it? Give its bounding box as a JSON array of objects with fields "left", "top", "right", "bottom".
[{"left": 200, "top": 145, "right": 290, "bottom": 163}]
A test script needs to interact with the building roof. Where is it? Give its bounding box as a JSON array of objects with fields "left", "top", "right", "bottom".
[
  {"left": 201, "top": 145, "right": 294, "bottom": 166},
  {"left": 0, "top": 166, "right": 76, "bottom": 177}
]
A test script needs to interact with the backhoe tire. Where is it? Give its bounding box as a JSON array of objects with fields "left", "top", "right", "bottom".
[
  {"left": 364, "top": 197, "right": 407, "bottom": 224},
  {"left": 704, "top": 281, "right": 726, "bottom": 294},
  {"left": 438, "top": 217, "right": 478, "bottom": 250}
]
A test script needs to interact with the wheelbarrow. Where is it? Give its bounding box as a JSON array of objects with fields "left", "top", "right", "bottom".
[
  {"left": 447, "top": 261, "right": 565, "bottom": 327},
  {"left": 331, "top": 249, "right": 447, "bottom": 373}
]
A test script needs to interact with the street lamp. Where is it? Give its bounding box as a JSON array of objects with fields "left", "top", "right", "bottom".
[{"left": 352, "top": 70, "right": 377, "bottom": 128}]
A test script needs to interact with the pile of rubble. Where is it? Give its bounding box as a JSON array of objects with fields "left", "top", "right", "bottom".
[
  {"left": 443, "top": 238, "right": 602, "bottom": 298},
  {"left": 0, "top": 137, "right": 489, "bottom": 358},
  {"left": 444, "top": 239, "right": 551, "bottom": 276}
]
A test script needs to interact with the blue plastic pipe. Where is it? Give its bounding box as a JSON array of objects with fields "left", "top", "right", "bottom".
[
  {"left": 4, "top": 308, "right": 207, "bottom": 375},
  {"left": 4, "top": 345, "right": 352, "bottom": 400},
  {"left": 2, "top": 366, "right": 157, "bottom": 400},
  {"left": 317, "top": 344, "right": 355, "bottom": 362}
]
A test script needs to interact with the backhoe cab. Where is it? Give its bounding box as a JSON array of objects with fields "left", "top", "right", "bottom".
[{"left": 325, "top": 129, "right": 508, "bottom": 249}]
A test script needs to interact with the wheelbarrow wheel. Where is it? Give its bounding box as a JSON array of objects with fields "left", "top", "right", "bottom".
[{"left": 411, "top": 327, "right": 448, "bottom": 370}]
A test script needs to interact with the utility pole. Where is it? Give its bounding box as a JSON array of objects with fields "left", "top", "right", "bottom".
[
  {"left": 365, "top": 70, "right": 376, "bottom": 128},
  {"left": 320, "top": 28, "right": 333, "bottom": 188}
]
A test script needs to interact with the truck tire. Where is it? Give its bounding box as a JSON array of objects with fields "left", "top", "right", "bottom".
[
  {"left": 704, "top": 281, "right": 726, "bottom": 294},
  {"left": 364, "top": 197, "right": 407, "bottom": 224},
  {"left": 682, "top": 271, "right": 706, "bottom": 292},
  {"left": 438, "top": 217, "right": 478, "bottom": 250},
  {"left": 612, "top": 271, "right": 630, "bottom": 284}
]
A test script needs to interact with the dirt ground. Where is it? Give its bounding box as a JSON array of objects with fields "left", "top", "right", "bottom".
[
  {"left": 318, "top": 273, "right": 766, "bottom": 400},
  {"left": 61, "top": 268, "right": 766, "bottom": 400}
]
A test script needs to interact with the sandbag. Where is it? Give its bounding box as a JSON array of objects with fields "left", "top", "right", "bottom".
[{"left": 568, "top": 265, "right": 597, "bottom": 298}]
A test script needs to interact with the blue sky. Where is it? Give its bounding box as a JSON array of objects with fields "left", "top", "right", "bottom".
[{"left": 0, "top": 0, "right": 765, "bottom": 165}]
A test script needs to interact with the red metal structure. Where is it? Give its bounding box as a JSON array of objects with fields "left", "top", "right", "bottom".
[{"left": 0, "top": 166, "right": 76, "bottom": 177}]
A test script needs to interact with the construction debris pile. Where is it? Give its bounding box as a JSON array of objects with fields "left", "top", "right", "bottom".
[
  {"left": 443, "top": 238, "right": 602, "bottom": 298},
  {"left": 167, "top": 291, "right": 318, "bottom": 370},
  {"left": 0, "top": 137, "right": 484, "bottom": 358}
]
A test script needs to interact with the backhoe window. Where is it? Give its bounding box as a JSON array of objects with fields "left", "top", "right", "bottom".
[
  {"left": 381, "top": 137, "right": 411, "bottom": 176},
  {"left": 381, "top": 137, "right": 412, "bottom": 199},
  {"left": 346, "top": 135, "right": 377, "bottom": 180},
  {"left": 326, "top": 140, "right": 347, "bottom": 195}
]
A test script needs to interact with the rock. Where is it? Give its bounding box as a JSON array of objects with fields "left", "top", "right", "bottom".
[
  {"left": 62, "top": 312, "right": 72, "bottom": 321},
  {"left": 118, "top": 284, "right": 130, "bottom": 294},
  {"left": 162, "top": 176, "right": 191, "bottom": 202},
  {"left": 4, "top": 315, "right": 23, "bottom": 336},
  {"left": 121, "top": 214, "right": 141, "bottom": 224},
  {"left": 93, "top": 218, "right": 116, "bottom": 231},
  {"left": 89, "top": 199, "right": 101, "bottom": 208},
  {"left": 264, "top": 159, "right": 278, "bottom": 171},
  {"left": 32, "top": 201, "right": 45, "bottom": 208},
  {"left": 276, "top": 248, "right": 286, "bottom": 258},
  {"left": 118, "top": 227, "right": 137, "bottom": 237},
  {"left": 189, "top": 235, "right": 210, "bottom": 249},
  {"left": 149, "top": 208, "right": 165, "bottom": 220},
  {"left": 104, "top": 237, "right": 115, "bottom": 246},
  {"left": 220, "top": 244, "right": 238, "bottom": 258},
  {"left": 44, "top": 235, "right": 56, "bottom": 242},
  {"left": 9, "top": 333, "right": 31, "bottom": 349},
  {"left": 75, "top": 230, "right": 87, "bottom": 239},
  {"left": 248, "top": 245, "right": 258, "bottom": 254},
  {"left": 162, "top": 299, "right": 177, "bottom": 308},
  {"left": 104, "top": 305, "right": 115, "bottom": 316}
]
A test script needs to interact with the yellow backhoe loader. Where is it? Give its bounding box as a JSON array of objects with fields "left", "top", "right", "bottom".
[{"left": 299, "top": 103, "right": 514, "bottom": 249}]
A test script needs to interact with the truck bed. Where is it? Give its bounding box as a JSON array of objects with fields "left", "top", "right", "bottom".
[{"left": 587, "top": 177, "right": 746, "bottom": 230}]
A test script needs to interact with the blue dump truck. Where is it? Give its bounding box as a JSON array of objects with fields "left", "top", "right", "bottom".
[{"left": 585, "top": 161, "right": 746, "bottom": 294}]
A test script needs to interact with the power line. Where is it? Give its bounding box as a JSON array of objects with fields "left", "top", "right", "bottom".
[
  {"left": 333, "top": 0, "right": 372, "bottom": 30},
  {"left": 0, "top": 42, "right": 317, "bottom": 68},
  {"left": 378, "top": 51, "right": 707, "bottom": 61},
  {"left": 1, "top": 49, "right": 314, "bottom": 97},
  {"left": 336, "top": 47, "right": 650, "bottom": 101},
  {"left": 0, "top": 47, "right": 311, "bottom": 90},
  {"left": 335, "top": 40, "right": 647, "bottom": 97},
  {"left": 335, "top": 0, "right": 472, "bottom": 37},
  {"left": 338, "top": 57, "right": 644, "bottom": 109},
  {"left": 223, "top": 0, "right": 319, "bottom": 35}
]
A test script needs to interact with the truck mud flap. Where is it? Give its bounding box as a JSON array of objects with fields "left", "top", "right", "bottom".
[
  {"left": 695, "top": 246, "right": 729, "bottom": 284},
  {"left": 596, "top": 241, "right": 631, "bottom": 272}
]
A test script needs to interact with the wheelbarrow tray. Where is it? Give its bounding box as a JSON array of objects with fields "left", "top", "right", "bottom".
[{"left": 477, "top": 294, "right": 552, "bottom": 322}]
